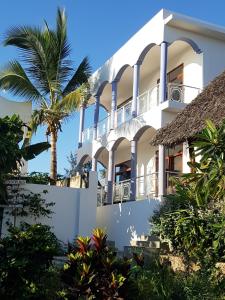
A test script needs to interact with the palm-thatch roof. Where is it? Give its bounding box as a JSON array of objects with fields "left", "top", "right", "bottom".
[{"left": 152, "top": 70, "right": 225, "bottom": 146}]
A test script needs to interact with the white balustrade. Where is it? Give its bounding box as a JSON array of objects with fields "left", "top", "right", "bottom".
[
  {"left": 82, "top": 127, "right": 94, "bottom": 144},
  {"left": 84, "top": 84, "right": 201, "bottom": 142},
  {"left": 116, "top": 101, "right": 132, "bottom": 127},
  {"left": 97, "top": 115, "right": 110, "bottom": 138}
]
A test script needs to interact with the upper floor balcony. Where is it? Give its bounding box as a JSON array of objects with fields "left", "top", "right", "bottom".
[{"left": 82, "top": 82, "right": 200, "bottom": 144}]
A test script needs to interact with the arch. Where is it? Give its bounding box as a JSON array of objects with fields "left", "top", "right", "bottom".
[
  {"left": 95, "top": 80, "right": 109, "bottom": 97},
  {"left": 113, "top": 64, "right": 131, "bottom": 82},
  {"left": 111, "top": 137, "right": 130, "bottom": 151},
  {"left": 133, "top": 125, "right": 152, "bottom": 141},
  {"left": 76, "top": 154, "right": 92, "bottom": 169},
  {"left": 136, "top": 43, "right": 157, "bottom": 64},
  {"left": 93, "top": 146, "right": 109, "bottom": 169},
  {"left": 171, "top": 37, "right": 202, "bottom": 54}
]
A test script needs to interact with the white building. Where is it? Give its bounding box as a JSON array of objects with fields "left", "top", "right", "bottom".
[
  {"left": 74, "top": 9, "right": 225, "bottom": 249},
  {"left": 0, "top": 95, "right": 32, "bottom": 173}
]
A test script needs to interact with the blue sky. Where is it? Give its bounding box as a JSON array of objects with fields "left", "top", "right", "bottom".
[{"left": 1, "top": 0, "right": 225, "bottom": 174}]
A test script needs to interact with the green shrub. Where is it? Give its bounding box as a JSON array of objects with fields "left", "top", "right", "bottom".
[
  {"left": 60, "top": 228, "right": 134, "bottom": 299},
  {"left": 0, "top": 223, "right": 61, "bottom": 300}
]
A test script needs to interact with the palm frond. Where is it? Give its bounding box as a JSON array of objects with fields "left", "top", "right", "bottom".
[
  {"left": 22, "top": 142, "right": 50, "bottom": 160},
  {"left": 0, "top": 60, "right": 42, "bottom": 101},
  {"left": 57, "top": 88, "right": 84, "bottom": 113},
  {"left": 62, "top": 57, "right": 91, "bottom": 96}
]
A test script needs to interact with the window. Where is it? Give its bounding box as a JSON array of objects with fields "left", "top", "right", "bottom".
[
  {"left": 157, "top": 64, "right": 184, "bottom": 84},
  {"left": 115, "top": 160, "right": 131, "bottom": 183}
]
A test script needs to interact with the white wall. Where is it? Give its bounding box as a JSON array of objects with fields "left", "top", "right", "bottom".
[
  {"left": 2, "top": 172, "right": 98, "bottom": 244},
  {"left": 96, "top": 199, "right": 160, "bottom": 250}
]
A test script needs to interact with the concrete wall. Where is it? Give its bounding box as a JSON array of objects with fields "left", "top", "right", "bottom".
[
  {"left": 96, "top": 199, "right": 160, "bottom": 250},
  {"left": 2, "top": 172, "right": 98, "bottom": 244}
]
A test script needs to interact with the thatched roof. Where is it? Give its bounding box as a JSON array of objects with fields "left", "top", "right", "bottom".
[{"left": 152, "top": 70, "right": 225, "bottom": 146}]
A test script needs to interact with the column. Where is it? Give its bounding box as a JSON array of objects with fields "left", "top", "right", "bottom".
[
  {"left": 158, "top": 144, "right": 166, "bottom": 198},
  {"left": 110, "top": 81, "right": 118, "bottom": 130},
  {"left": 107, "top": 149, "right": 115, "bottom": 204},
  {"left": 130, "top": 140, "right": 137, "bottom": 201},
  {"left": 159, "top": 41, "right": 168, "bottom": 103},
  {"left": 78, "top": 104, "right": 85, "bottom": 148},
  {"left": 92, "top": 157, "right": 97, "bottom": 172},
  {"left": 132, "top": 63, "right": 141, "bottom": 117},
  {"left": 93, "top": 95, "right": 100, "bottom": 139}
]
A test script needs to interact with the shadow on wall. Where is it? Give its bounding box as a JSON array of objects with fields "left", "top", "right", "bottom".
[{"left": 96, "top": 198, "right": 160, "bottom": 250}]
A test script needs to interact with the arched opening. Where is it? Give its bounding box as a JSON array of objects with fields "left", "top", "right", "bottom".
[
  {"left": 114, "top": 65, "right": 133, "bottom": 127},
  {"left": 93, "top": 147, "right": 109, "bottom": 206},
  {"left": 134, "top": 127, "right": 158, "bottom": 199},
  {"left": 167, "top": 40, "right": 203, "bottom": 103},
  {"left": 112, "top": 138, "right": 131, "bottom": 203}
]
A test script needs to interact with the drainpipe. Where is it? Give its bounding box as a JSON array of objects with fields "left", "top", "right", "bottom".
[
  {"left": 78, "top": 103, "right": 85, "bottom": 148},
  {"left": 132, "top": 63, "right": 141, "bottom": 117},
  {"left": 130, "top": 140, "right": 137, "bottom": 200},
  {"left": 93, "top": 95, "right": 100, "bottom": 140},
  {"left": 107, "top": 149, "right": 115, "bottom": 204},
  {"left": 110, "top": 81, "right": 118, "bottom": 130}
]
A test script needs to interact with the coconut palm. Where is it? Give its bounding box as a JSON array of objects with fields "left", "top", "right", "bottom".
[{"left": 0, "top": 8, "right": 91, "bottom": 183}]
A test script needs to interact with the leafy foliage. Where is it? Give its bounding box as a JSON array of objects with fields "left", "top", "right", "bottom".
[
  {"left": 152, "top": 119, "right": 225, "bottom": 267},
  {"left": 0, "top": 114, "right": 50, "bottom": 204},
  {"left": 0, "top": 8, "right": 91, "bottom": 181},
  {"left": 0, "top": 223, "right": 60, "bottom": 300},
  {"left": 60, "top": 228, "right": 133, "bottom": 299}
]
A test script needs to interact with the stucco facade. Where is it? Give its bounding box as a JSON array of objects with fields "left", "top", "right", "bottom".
[{"left": 75, "top": 9, "right": 225, "bottom": 249}]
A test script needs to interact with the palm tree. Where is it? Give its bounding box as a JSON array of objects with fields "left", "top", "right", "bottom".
[{"left": 0, "top": 8, "right": 91, "bottom": 183}]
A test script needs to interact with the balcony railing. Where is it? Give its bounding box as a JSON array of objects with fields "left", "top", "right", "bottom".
[
  {"left": 166, "top": 170, "right": 181, "bottom": 195},
  {"left": 136, "top": 173, "right": 158, "bottom": 200},
  {"left": 97, "top": 115, "right": 110, "bottom": 138},
  {"left": 82, "top": 127, "right": 94, "bottom": 143},
  {"left": 116, "top": 100, "right": 132, "bottom": 127},
  {"left": 82, "top": 83, "right": 201, "bottom": 144},
  {"left": 97, "top": 173, "right": 159, "bottom": 206}
]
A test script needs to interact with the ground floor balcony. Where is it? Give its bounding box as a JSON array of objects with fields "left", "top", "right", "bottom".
[{"left": 97, "top": 171, "right": 180, "bottom": 206}]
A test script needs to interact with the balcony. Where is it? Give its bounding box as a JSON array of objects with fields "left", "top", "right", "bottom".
[
  {"left": 97, "top": 173, "right": 158, "bottom": 206},
  {"left": 83, "top": 83, "right": 201, "bottom": 144},
  {"left": 97, "top": 171, "right": 181, "bottom": 206}
]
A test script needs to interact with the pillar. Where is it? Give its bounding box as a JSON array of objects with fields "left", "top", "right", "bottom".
[
  {"left": 107, "top": 149, "right": 115, "bottom": 204},
  {"left": 159, "top": 41, "right": 168, "bottom": 103},
  {"left": 92, "top": 157, "right": 97, "bottom": 172},
  {"left": 130, "top": 140, "right": 137, "bottom": 200},
  {"left": 93, "top": 95, "right": 100, "bottom": 139},
  {"left": 132, "top": 63, "right": 141, "bottom": 117},
  {"left": 78, "top": 104, "right": 85, "bottom": 148},
  {"left": 110, "top": 81, "right": 118, "bottom": 129},
  {"left": 158, "top": 144, "right": 166, "bottom": 198}
]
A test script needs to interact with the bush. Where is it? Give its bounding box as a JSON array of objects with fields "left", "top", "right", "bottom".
[
  {"left": 59, "top": 228, "right": 134, "bottom": 299},
  {"left": 0, "top": 223, "right": 61, "bottom": 300}
]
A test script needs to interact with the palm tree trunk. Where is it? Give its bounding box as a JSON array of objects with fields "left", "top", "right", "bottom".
[{"left": 50, "top": 131, "right": 57, "bottom": 184}]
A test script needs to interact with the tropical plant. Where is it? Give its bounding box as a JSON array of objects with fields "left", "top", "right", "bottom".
[
  {"left": 0, "top": 8, "right": 91, "bottom": 183},
  {"left": 152, "top": 119, "right": 225, "bottom": 268},
  {"left": 0, "top": 114, "right": 50, "bottom": 203},
  {"left": 0, "top": 223, "right": 61, "bottom": 300},
  {"left": 60, "top": 228, "right": 133, "bottom": 299}
]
